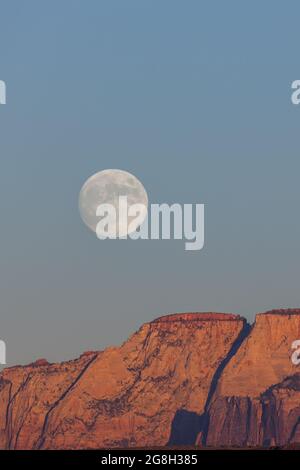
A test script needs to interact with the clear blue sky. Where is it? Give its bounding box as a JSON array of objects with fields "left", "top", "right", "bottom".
[{"left": 1, "top": 0, "right": 300, "bottom": 365}]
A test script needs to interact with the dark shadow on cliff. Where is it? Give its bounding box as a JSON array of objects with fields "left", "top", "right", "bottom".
[
  {"left": 167, "top": 321, "right": 252, "bottom": 447},
  {"left": 168, "top": 409, "right": 204, "bottom": 446},
  {"left": 201, "top": 321, "right": 252, "bottom": 445}
]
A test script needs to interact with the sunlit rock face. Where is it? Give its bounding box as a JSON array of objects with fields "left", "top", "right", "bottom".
[
  {"left": 260, "top": 373, "right": 300, "bottom": 447},
  {"left": 206, "top": 310, "right": 300, "bottom": 447},
  {"left": 0, "top": 352, "right": 97, "bottom": 449},
  {"left": 0, "top": 312, "right": 246, "bottom": 449},
  {"left": 2, "top": 309, "right": 300, "bottom": 449}
]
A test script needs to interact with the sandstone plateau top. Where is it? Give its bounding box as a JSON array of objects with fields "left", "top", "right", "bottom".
[
  {"left": 151, "top": 312, "right": 244, "bottom": 323},
  {"left": 256, "top": 308, "right": 300, "bottom": 316}
]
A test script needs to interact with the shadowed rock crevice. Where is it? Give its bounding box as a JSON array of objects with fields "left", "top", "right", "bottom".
[
  {"left": 205, "top": 322, "right": 251, "bottom": 412},
  {"left": 7, "top": 373, "right": 32, "bottom": 449},
  {"left": 167, "top": 410, "right": 204, "bottom": 446},
  {"left": 201, "top": 321, "right": 251, "bottom": 445},
  {"left": 36, "top": 352, "right": 98, "bottom": 449},
  {"left": 289, "top": 417, "right": 300, "bottom": 444},
  {"left": 167, "top": 321, "right": 251, "bottom": 447},
  {"left": 205, "top": 311, "right": 300, "bottom": 447}
]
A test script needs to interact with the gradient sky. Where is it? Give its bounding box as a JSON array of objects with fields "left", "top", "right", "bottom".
[{"left": 1, "top": 0, "right": 300, "bottom": 366}]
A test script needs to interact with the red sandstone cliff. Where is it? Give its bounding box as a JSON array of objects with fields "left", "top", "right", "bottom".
[
  {"left": 1, "top": 309, "right": 300, "bottom": 449},
  {"left": 0, "top": 312, "right": 245, "bottom": 449},
  {"left": 205, "top": 309, "right": 300, "bottom": 447}
]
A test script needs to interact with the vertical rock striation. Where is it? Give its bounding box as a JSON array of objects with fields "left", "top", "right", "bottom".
[
  {"left": 206, "top": 309, "right": 300, "bottom": 447},
  {"left": 0, "top": 352, "right": 98, "bottom": 449}
]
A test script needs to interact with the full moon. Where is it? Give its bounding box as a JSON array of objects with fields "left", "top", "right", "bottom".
[{"left": 78, "top": 169, "right": 148, "bottom": 237}]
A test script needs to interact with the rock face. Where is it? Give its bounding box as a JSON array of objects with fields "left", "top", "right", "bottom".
[
  {"left": 1, "top": 309, "right": 300, "bottom": 449},
  {"left": 0, "top": 351, "right": 97, "bottom": 449},
  {"left": 205, "top": 309, "right": 300, "bottom": 447},
  {"left": 0, "top": 312, "right": 246, "bottom": 449},
  {"left": 260, "top": 373, "right": 300, "bottom": 446}
]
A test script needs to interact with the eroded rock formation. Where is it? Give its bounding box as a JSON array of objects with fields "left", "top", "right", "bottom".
[
  {"left": 0, "top": 312, "right": 246, "bottom": 449},
  {"left": 1, "top": 309, "right": 300, "bottom": 448},
  {"left": 205, "top": 309, "right": 300, "bottom": 447}
]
